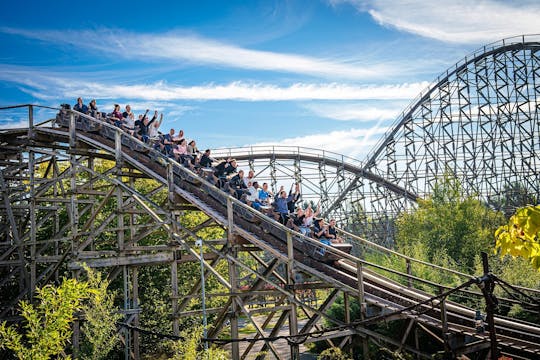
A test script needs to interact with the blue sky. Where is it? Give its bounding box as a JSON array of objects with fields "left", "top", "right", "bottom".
[{"left": 1, "top": 0, "right": 539, "bottom": 161}]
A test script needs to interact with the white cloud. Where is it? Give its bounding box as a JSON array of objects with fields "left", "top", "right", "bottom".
[
  {"left": 0, "top": 66, "right": 428, "bottom": 101},
  {"left": 248, "top": 127, "right": 389, "bottom": 160},
  {"left": 302, "top": 102, "right": 404, "bottom": 121},
  {"left": 0, "top": 119, "right": 29, "bottom": 129},
  {"left": 0, "top": 27, "right": 398, "bottom": 79},
  {"left": 333, "top": 0, "right": 540, "bottom": 44}
]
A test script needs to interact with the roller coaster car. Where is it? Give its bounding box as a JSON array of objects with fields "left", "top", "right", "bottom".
[
  {"left": 312, "top": 242, "right": 353, "bottom": 264},
  {"left": 55, "top": 111, "right": 101, "bottom": 133}
]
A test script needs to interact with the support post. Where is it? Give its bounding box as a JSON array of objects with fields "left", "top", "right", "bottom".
[
  {"left": 196, "top": 239, "right": 208, "bottom": 352},
  {"left": 286, "top": 232, "right": 299, "bottom": 359},
  {"left": 406, "top": 259, "right": 412, "bottom": 288},
  {"left": 28, "top": 105, "right": 34, "bottom": 139},
  {"left": 132, "top": 267, "right": 140, "bottom": 359},
  {"left": 28, "top": 151, "right": 36, "bottom": 299},
  {"left": 439, "top": 287, "right": 450, "bottom": 357},
  {"left": 481, "top": 252, "right": 499, "bottom": 360},
  {"left": 123, "top": 266, "right": 131, "bottom": 360},
  {"left": 356, "top": 260, "right": 369, "bottom": 360},
  {"left": 343, "top": 292, "right": 351, "bottom": 354},
  {"left": 227, "top": 198, "right": 240, "bottom": 359},
  {"left": 171, "top": 256, "right": 179, "bottom": 336}
]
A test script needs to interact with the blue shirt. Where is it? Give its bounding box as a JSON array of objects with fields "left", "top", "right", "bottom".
[{"left": 274, "top": 194, "right": 293, "bottom": 214}]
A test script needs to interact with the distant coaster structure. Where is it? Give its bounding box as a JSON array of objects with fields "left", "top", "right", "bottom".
[{"left": 212, "top": 35, "right": 540, "bottom": 245}]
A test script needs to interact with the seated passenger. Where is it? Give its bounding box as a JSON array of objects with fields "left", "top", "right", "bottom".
[
  {"left": 122, "top": 104, "right": 133, "bottom": 119},
  {"left": 213, "top": 158, "right": 237, "bottom": 187},
  {"left": 173, "top": 129, "right": 185, "bottom": 143},
  {"left": 159, "top": 129, "right": 175, "bottom": 155},
  {"left": 303, "top": 203, "right": 320, "bottom": 229},
  {"left": 199, "top": 149, "right": 213, "bottom": 168},
  {"left": 258, "top": 182, "right": 273, "bottom": 206},
  {"left": 288, "top": 182, "right": 301, "bottom": 213},
  {"left": 149, "top": 113, "right": 163, "bottom": 140},
  {"left": 243, "top": 170, "right": 256, "bottom": 188},
  {"left": 187, "top": 140, "right": 200, "bottom": 166},
  {"left": 273, "top": 190, "right": 294, "bottom": 225},
  {"left": 123, "top": 112, "right": 136, "bottom": 135},
  {"left": 326, "top": 218, "right": 344, "bottom": 243},
  {"left": 245, "top": 181, "right": 262, "bottom": 210},
  {"left": 73, "top": 97, "right": 88, "bottom": 114},
  {"left": 110, "top": 104, "right": 124, "bottom": 127},
  {"left": 136, "top": 110, "right": 157, "bottom": 143},
  {"left": 134, "top": 113, "right": 146, "bottom": 139},
  {"left": 313, "top": 218, "right": 332, "bottom": 246},
  {"left": 172, "top": 138, "right": 193, "bottom": 167},
  {"left": 228, "top": 170, "right": 248, "bottom": 199},
  {"left": 293, "top": 207, "right": 310, "bottom": 236},
  {"left": 88, "top": 99, "right": 101, "bottom": 118}
]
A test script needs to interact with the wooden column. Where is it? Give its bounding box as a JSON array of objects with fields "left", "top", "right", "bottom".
[
  {"left": 28, "top": 150, "right": 36, "bottom": 299},
  {"left": 287, "top": 232, "right": 299, "bottom": 359},
  {"left": 227, "top": 198, "right": 240, "bottom": 359},
  {"left": 357, "top": 260, "right": 369, "bottom": 359},
  {"left": 132, "top": 267, "right": 140, "bottom": 359}
]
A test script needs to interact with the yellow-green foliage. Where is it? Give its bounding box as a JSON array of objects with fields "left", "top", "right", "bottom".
[
  {"left": 168, "top": 325, "right": 228, "bottom": 360},
  {"left": 80, "top": 264, "right": 123, "bottom": 360},
  {"left": 495, "top": 205, "right": 540, "bottom": 269},
  {"left": 317, "top": 347, "right": 351, "bottom": 360},
  {"left": 0, "top": 279, "right": 91, "bottom": 360}
]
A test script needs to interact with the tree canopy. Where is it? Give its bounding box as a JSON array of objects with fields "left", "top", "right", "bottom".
[{"left": 395, "top": 175, "right": 504, "bottom": 270}]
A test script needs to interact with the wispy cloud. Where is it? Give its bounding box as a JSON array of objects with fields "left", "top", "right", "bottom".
[
  {"left": 249, "top": 126, "right": 389, "bottom": 160},
  {"left": 0, "top": 65, "right": 428, "bottom": 101},
  {"left": 0, "top": 27, "right": 399, "bottom": 80},
  {"left": 332, "top": 0, "right": 540, "bottom": 44},
  {"left": 302, "top": 101, "right": 405, "bottom": 121}
]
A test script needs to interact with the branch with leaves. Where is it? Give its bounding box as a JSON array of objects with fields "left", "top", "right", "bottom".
[{"left": 495, "top": 205, "right": 540, "bottom": 269}]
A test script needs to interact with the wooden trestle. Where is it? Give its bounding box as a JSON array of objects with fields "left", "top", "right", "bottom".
[{"left": 1, "top": 105, "right": 540, "bottom": 359}]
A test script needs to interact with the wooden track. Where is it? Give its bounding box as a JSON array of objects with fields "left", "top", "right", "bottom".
[{"left": 1, "top": 109, "right": 540, "bottom": 358}]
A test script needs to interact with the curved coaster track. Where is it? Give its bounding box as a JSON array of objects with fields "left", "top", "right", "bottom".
[
  {"left": 0, "top": 105, "right": 539, "bottom": 359},
  {"left": 210, "top": 35, "right": 540, "bottom": 246},
  {"left": 1, "top": 35, "right": 540, "bottom": 359}
]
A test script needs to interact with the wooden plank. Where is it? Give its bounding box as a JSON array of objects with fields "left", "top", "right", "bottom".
[{"left": 68, "top": 252, "right": 173, "bottom": 269}]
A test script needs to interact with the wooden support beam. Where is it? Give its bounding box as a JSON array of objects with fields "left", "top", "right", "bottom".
[{"left": 68, "top": 252, "right": 173, "bottom": 269}]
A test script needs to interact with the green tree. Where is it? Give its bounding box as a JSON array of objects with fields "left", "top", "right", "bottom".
[
  {"left": 317, "top": 347, "right": 351, "bottom": 360},
  {"left": 80, "top": 264, "right": 122, "bottom": 360},
  {"left": 0, "top": 278, "right": 91, "bottom": 360},
  {"left": 168, "top": 325, "right": 228, "bottom": 360},
  {"left": 395, "top": 175, "right": 504, "bottom": 270}
]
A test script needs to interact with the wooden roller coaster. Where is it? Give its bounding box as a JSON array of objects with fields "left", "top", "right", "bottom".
[{"left": 1, "top": 105, "right": 540, "bottom": 359}]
